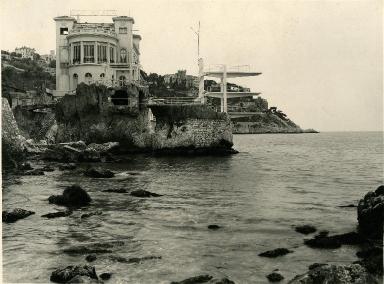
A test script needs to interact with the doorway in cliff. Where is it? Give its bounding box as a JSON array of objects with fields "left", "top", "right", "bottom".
[{"left": 111, "top": 90, "right": 129, "bottom": 105}]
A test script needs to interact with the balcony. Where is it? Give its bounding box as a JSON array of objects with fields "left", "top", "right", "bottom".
[{"left": 68, "top": 28, "right": 117, "bottom": 38}]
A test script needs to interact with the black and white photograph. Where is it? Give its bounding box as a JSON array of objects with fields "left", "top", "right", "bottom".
[{"left": 1, "top": 0, "right": 383, "bottom": 283}]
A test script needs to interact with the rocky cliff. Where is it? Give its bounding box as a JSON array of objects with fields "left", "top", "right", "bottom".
[
  {"left": 54, "top": 84, "right": 234, "bottom": 154},
  {"left": 2, "top": 99, "right": 26, "bottom": 169},
  {"left": 232, "top": 113, "right": 317, "bottom": 134}
]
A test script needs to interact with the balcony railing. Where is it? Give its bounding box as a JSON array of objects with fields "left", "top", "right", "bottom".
[{"left": 69, "top": 28, "right": 117, "bottom": 37}]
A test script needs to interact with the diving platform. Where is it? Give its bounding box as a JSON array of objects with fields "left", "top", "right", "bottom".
[{"left": 198, "top": 58, "right": 262, "bottom": 113}]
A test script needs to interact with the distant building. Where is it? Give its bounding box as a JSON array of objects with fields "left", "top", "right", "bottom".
[
  {"left": 15, "top": 46, "right": 35, "bottom": 60},
  {"left": 164, "top": 70, "right": 197, "bottom": 89},
  {"left": 53, "top": 15, "right": 142, "bottom": 95},
  {"left": 41, "top": 50, "right": 56, "bottom": 64}
]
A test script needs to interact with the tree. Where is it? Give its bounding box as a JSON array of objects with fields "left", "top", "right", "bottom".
[{"left": 49, "top": 60, "right": 56, "bottom": 68}]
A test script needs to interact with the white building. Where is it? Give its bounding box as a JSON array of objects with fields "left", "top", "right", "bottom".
[
  {"left": 53, "top": 15, "right": 142, "bottom": 96},
  {"left": 14, "top": 46, "right": 35, "bottom": 60}
]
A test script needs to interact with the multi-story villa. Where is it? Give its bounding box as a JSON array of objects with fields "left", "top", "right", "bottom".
[
  {"left": 53, "top": 15, "right": 142, "bottom": 96},
  {"left": 15, "top": 46, "right": 36, "bottom": 60}
]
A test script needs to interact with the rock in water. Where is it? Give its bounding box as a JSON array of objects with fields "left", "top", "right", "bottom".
[
  {"left": 208, "top": 224, "right": 221, "bottom": 230},
  {"left": 2, "top": 208, "right": 35, "bottom": 223},
  {"left": 267, "top": 272, "right": 284, "bottom": 282},
  {"left": 48, "top": 185, "right": 91, "bottom": 207},
  {"left": 85, "top": 254, "right": 97, "bottom": 262},
  {"left": 288, "top": 264, "right": 378, "bottom": 284},
  {"left": 259, "top": 248, "right": 293, "bottom": 258},
  {"left": 41, "top": 210, "right": 72, "bottom": 219},
  {"left": 58, "top": 163, "right": 77, "bottom": 170},
  {"left": 130, "top": 189, "right": 162, "bottom": 197},
  {"left": 84, "top": 167, "right": 115, "bottom": 178},
  {"left": 170, "top": 274, "right": 213, "bottom": 284},
  {"left": 304, "top": 231, "right": 366, "bottom": 249},
  {"left": 357, "top": 186, "right": 384, "bottom": 239},
  {"left": 50, "top": 265, "right": 98, "bottom": 283},
  {"left": 99, "top": 273, "right": 112, "bottom": 280},
  {"left": 295, "top": 225, "right": 317, "bottom": 235}
]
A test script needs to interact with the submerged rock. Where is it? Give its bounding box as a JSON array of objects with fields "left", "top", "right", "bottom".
[
  {"left": 41, "top": 210, "right": 72, "bottom": 219},
  {"left": 130, "top": 189, "right": 162, "bottom": 197},
  {"left": 19, "top": 162, "right": 33, "bottom": 171},
  {"left": 2, "top": 208, "right": 35, "bottom": 223},
  {"left": 81, "top": 211, "right": 102, "bottom": 219},
  {"left": 288, "top": 264, "right": 378, "bottom": 284},
  {"left": 267, "top": 272, "right": 284, "bottom": 282},
  {"left": 84, "top": 167, "right": 115, "bottom": 178},
  {"left": 170, "top": 274, "right": 213, "bottom": 284},
  {"left": 357, "top": 185, "right": 384, "bottom": 239},
  {"left": 23, "top": 169, "right": 45, "bottom": 176},
  {"left": 85, "top": 254, "right": 97, "bottom": 262},
  {"left": 99, "top": 272, "right": 112, "bottom": 280},
  {"left": 48, "top": 185, "right": 91, "bottom": 207},
  {"left": 259, "top": 248, "right": 293, "bottom": 258},
  {"left": 50, "top": 265, "right": 98, "bottom": 283},
  {"left": 63, "top": 241, "right": 125, "bottom": 255},
  {"left": 208, "top": 224, "right": 221, "bottom": 230},
  {"left": 58, "top": 163, "right": 77, "bottom": 170},
  {"left": 108, "top": 255, "right": 161, "bottom": 263},
  {"left": 42, "top": 165, "right": 55, "bottom": 172},
  {"left": 102, "top": 188, "right": 128, "bottom": 193},
  {"left": 295, "top": 225, "right": 317, "bottom": 235}
]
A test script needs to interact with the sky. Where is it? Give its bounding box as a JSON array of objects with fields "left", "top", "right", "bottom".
[{"left": 0, "top": 0, "right": 382, "bottom": 131}]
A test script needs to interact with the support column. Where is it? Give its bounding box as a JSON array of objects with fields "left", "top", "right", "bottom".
[
  {"left": 198, "top": 58, "right": 204, "bottom": 103},
  {"left": 107, "top": 43, "right": 110, "bottom": 63},
  {"left": 223, "top": 64, "right": 227, "bottom": 113},
  {"left": 80, "top": 41, "right": 84, "bottom": 64},
  {"left": 94, "top": 42, "right": 98, "bottom": 64},
  {"left": 70, "top": 43, "right": 73, "bottom": 64}
]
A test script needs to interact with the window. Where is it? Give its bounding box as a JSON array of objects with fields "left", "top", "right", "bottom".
[
  {"left": 119, "top": 27, "right": 127, "bottom": 34},
  {"left": 100, "top": 73, "right": 105, "bottom": 78},
  {"left": 83, "top": 42, "right": 94, "bottom": 63},
  {"left": 72, "top": 43, "right": 80, "bottom": 64},
  {"left": 97, "top": 43, "right": 107, "bottom": 63},
  {"left": 85, "top": 73, "right": 92, "bottom": 84},
  {"left": 109, "top": 46, "right": 115, "bottom": 63},
  {"left": 120, "top": 49, "right": 127, "bottom": 63},
  {"left": 60, "top": 28, "right": 68, "bottom": 35},
  {"left": 73, "top": 74, "right": 78, "bottom": 88},
  {"left": 119, "top": 75, "right": 126, "bottom": 86}
]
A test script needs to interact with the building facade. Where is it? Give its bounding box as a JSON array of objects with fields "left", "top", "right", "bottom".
[
  {"left": 53, "top": 15, "right": 142, "bottom": 95},
  {"left": 14, "top": 46, "right": 35, "bottom": 60}
]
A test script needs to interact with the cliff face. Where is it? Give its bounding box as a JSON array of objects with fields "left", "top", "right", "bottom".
[
  {"left": 2, "top": 99, "right": 26, "bottom": 168},
  {"left": 54, "top": 84, "right": 234, "bottom": 153},
  {"left": 232, "top": 113, "right": 304, "bottom": 134}
]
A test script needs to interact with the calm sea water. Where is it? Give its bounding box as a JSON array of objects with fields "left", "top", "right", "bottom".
[{"left": 2, "top": 132, "right": 383, "bottom": 283}]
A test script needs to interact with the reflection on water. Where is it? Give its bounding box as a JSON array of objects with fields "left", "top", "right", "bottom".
[{"left": 2, "top": 132, "right": 383, "bottom": 283}]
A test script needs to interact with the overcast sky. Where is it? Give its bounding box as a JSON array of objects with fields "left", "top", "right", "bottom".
[{"left": 1, "top": 0, "right": 382, "bottom": 131}]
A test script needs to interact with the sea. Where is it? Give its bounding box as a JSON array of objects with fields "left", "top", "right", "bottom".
[{"left": 2, "top": 132, "right": 383, "bottom": 283}]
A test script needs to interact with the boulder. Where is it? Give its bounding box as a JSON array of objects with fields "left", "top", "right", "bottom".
[
  {"left": 2, "top": 99, "right": 26, "bottom": 169},
  {"left": 50, "top": 265, "right": 98, "bottom": 283},
  {"left": 267, "top": 272, "right": 284, "bottom": 282},
  {"left": 259, "top": 248, "right": 293, "bottom": 258},
  {"left": 84, "top": 168, "right": 115, "bottom": 178},
  {"left": 355, "top": 245, "right": 383, "bottom": 276},
  {"left": 2, "top": 208, "right": 35, "bottom": 223},
  {"left": 48, "top": 185, "right": 91, "bottom": 207},
  {"left": 357, "top": 186, "right": 384, "bottom": 239},
  {"left": 295, "top": 225, "right": 317, "bottom": 235},
  {"left": 288, "top": 264, "right": 378, "bottom": 284},
  {"left": 19, "top": 162, "right": 33, "bottom": 171},
  {"left": 85, "top": 142, "right": 119, "bottom": 154},
  {"left": 130, "top": 189, "right": 162, "bottom": 197},
  {"left": 41, "top": 210, "right": 72, "bottom": 219}
]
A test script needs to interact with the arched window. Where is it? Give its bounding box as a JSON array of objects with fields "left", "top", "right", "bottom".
[
  {"left": 100, "top": 73, "right": 105, "bottom": 78},
  {"left": 120, "top": 49, "right": 127, "bottom": 63},
  {"left": 73, "top": 73, "right": 78, "bottom": 89},
  {"left": 119, "top": 75, "right": 126, "bottom": 86},
  {"left": 85, "top": 73, "right": 92, "bottom": 85}
]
